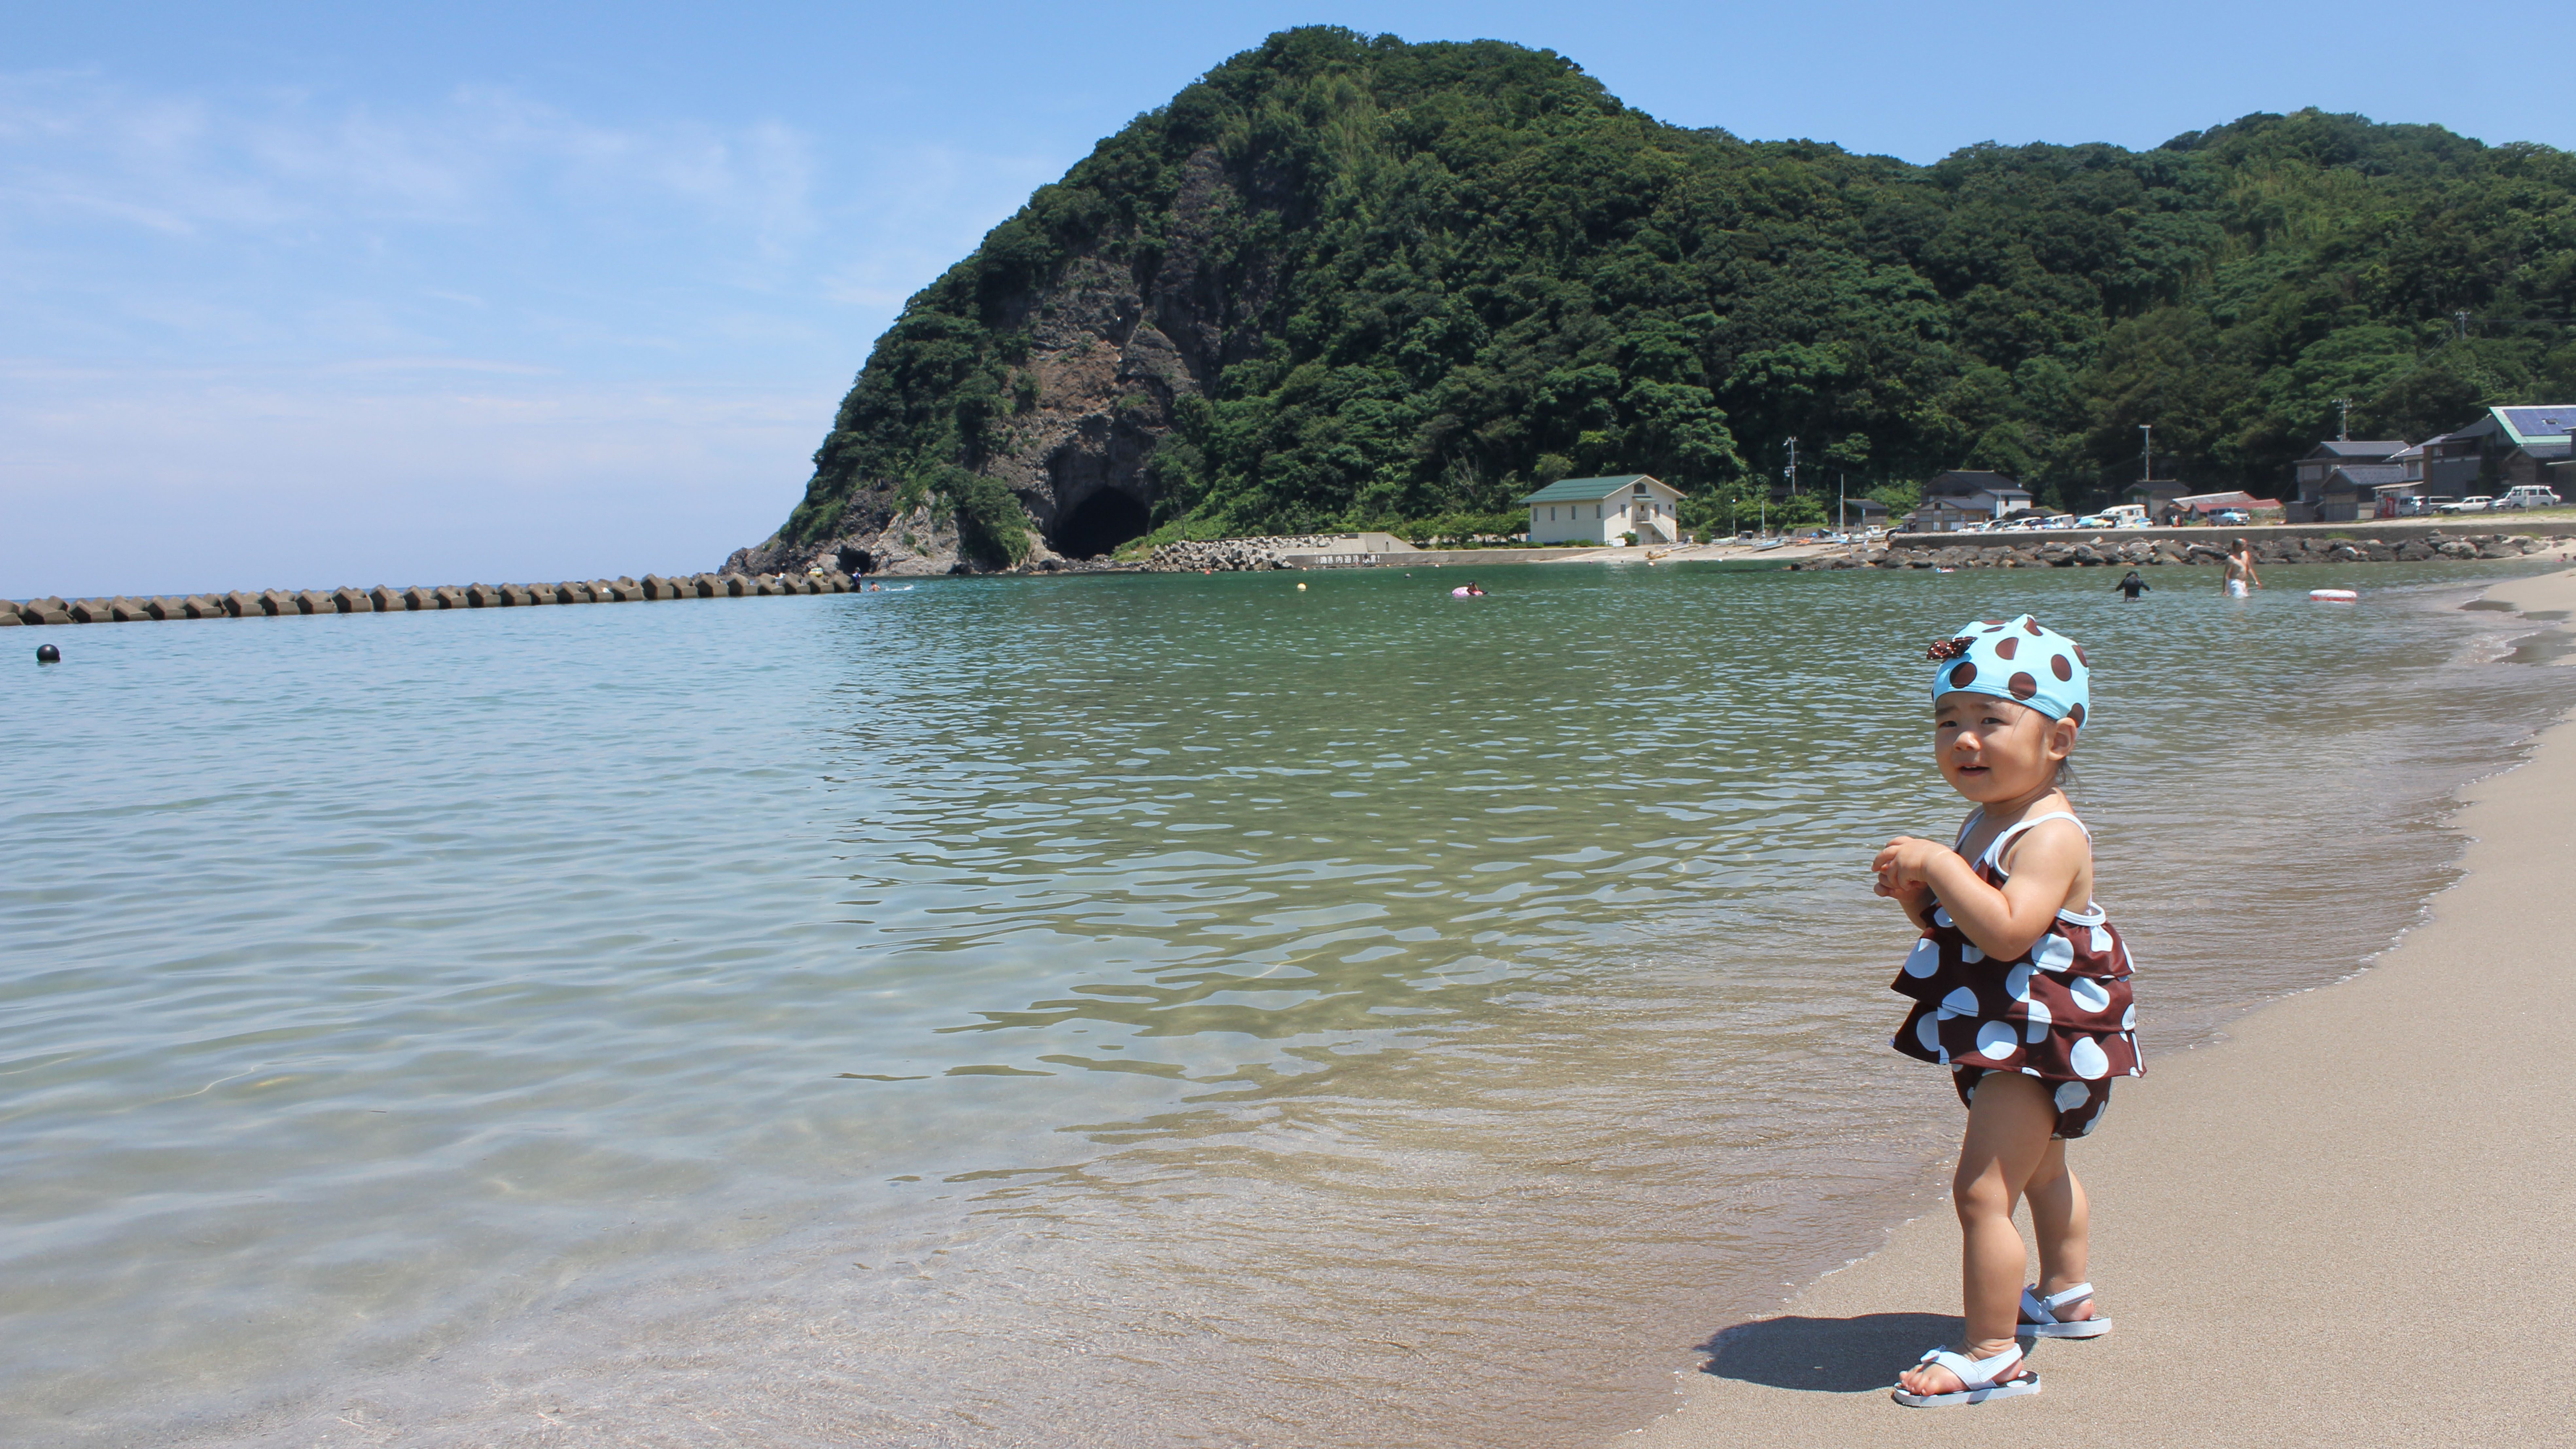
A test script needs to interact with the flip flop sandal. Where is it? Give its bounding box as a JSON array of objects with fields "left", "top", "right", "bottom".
[
  {"left": 2020, "top": 1282, "right": 2113, "bottom": 1338},
  {"left": 1890, "top": 1344, "right": 2040, "bottom": 1407}
]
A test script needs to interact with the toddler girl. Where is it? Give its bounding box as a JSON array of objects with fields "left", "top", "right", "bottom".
[{"left": 1870, "top": 614, "right": 2141, "bottom": 1407}]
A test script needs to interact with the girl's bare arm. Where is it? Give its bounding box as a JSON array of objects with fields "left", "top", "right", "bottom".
[{"left": 1873, "top": 822, "right": 2086, "bottom": 959}]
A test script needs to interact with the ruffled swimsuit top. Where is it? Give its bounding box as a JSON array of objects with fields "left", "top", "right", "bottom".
[{"left": 1890, "top": 809, "right": 2143, "bottom": 1085}]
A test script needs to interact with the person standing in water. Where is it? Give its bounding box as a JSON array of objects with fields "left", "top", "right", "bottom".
[
  {"left": 2222, "top": 538, "right": 2262, "bottom": 598},
  {"left": 1875, "top": 617, "right": 2140, "bottom": 1407},
  {"left": 2113, "top": 570, "right": 2149, "bottom": 600}
]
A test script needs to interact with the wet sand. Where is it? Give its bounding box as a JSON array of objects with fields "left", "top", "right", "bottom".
[{"left": 1629, "top": 566, "right": 2576, "bottom": 1448}]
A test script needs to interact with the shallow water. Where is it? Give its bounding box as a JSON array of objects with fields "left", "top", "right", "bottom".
[{"left": 5, "top": 561, "right": 2570, "bottom": 1447}]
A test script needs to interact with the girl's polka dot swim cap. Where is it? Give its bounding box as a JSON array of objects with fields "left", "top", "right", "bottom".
[{"left": 1926, "top": 614, "right": 2090, "bottom": 724}]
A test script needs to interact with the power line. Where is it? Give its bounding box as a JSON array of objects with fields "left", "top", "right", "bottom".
[{"left": 2455, "top": 312, "right": 2574, "bottom": 336}]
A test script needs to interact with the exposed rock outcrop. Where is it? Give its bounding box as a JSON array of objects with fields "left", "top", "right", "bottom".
[{"left": 730, "top": 144, "right": 1286, "bottom": 579}]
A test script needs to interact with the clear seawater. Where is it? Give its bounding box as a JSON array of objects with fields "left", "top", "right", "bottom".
[{"left": 5, "top": 559, "right": 2571, "bottom": 1447}]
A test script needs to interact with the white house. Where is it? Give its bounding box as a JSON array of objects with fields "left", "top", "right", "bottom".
[{"left": 1520, "top": 474, "right": 1684, "bottom": 544}]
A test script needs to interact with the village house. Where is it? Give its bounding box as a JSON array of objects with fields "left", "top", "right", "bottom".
[
  {"left": 1900, "top": 470, "right": 2032, "bottom": 532},
  {"left": 2123, "top": 481, "right": 2191, "bottom": 513},
  {"left": 2423, "top": 406, "right": 2576, "bottom": 495},
  {"left": 2314, "top": 463, "right": 2410, "bottom": 521},
  {"left": 1836, "top": 496, "right": 1891, "bottom": 530},
  {"left": 1520, "top": 474, "right": 1684, "bottom": 544},
  {"left": 2285, "top": 440, "right": 2408, "bottom": 521}
]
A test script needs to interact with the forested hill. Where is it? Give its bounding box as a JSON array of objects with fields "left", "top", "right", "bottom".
[{"left": 755, "top": 26, "right": 2576, "bottom": 568}]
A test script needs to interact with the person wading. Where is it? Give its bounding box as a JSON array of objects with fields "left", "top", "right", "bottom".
[{"left": 2222, "top": 538, "right": 2262, "bottom": 598}]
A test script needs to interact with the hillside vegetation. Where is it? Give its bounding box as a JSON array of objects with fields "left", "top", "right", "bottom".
[{"left": 767, "top": 27, "right": 2576, "bottom": 562}]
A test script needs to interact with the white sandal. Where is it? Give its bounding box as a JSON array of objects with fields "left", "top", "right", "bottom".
[
  {"left": 2019, "top": 1282, "right": 2112, "bottom": 1338},
  {"left": 1890, "top": 1343, "right": 2040, "bottom": 1407}
]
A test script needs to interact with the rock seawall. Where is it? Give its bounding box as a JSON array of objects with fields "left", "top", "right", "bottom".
[{"left": 1788, "top": 530, "right": 2568, "bottom": 572}]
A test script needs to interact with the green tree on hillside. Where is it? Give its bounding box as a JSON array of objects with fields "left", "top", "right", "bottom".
[{"left": 776, "top": 29, "right": 2576, "bottom": 550}]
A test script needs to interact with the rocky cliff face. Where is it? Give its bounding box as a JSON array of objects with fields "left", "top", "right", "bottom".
[{"left": 727, "top": 146, "right": 1285, "bottom": 577}]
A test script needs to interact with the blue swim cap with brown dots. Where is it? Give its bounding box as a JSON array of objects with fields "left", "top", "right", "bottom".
[{"left": 1926, "top": 614, "right": 2091, "bottom": 725}]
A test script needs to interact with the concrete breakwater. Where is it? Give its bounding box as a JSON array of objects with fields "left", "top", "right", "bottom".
[
  {"left": 2, "top": 571, "right": 862, "bottom": 627},
  {"left": 1792, "top": 528, "right": 2569, "bottom": 572},
  {"left": 1144, "top": 535, "right": 1357, "bottom": 571},
  {"left": 1141, "top": 534, "right": 1613, "bottom": 571}
]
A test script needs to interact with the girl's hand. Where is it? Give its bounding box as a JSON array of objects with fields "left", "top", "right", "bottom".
[
  {"left": 1874, "top": 837, "right": 1943, "bottom": 929},
  {"left": 1873, "top": 836, "right": 1944, "bottom": 896},
  {"left": 1880, "top": 820, "right": 2089, "bottom": 960}
]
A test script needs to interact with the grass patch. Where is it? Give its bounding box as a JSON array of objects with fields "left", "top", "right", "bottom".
[{"left": 1115, "top": 517, "right": 1236, "bottom": 559}]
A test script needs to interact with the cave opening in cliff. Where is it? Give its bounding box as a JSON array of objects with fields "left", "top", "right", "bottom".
[{"left": 1053, "top": 489, "right": 1151, "bottom": 558}]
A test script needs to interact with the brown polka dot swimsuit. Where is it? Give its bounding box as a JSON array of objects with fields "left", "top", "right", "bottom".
[{"left": 1890, "top": 809, "right": 2143, "bottom": 1139}]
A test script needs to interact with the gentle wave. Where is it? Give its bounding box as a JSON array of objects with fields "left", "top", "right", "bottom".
[{"left": 4, "top": 561, "right": 2568, "bottom": 1447}]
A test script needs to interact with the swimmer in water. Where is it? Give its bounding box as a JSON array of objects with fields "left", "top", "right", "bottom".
[
  {"left": 2114, "top": 570, "right": 2149, "bottom": 600},
  {"left": 1465, "top": 581, "right": 1486, "bottom": 595}
]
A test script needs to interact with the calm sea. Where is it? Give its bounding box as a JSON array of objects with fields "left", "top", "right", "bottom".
[{"left": 5, "top": 559, "right": 2571, "bottom": 1447}]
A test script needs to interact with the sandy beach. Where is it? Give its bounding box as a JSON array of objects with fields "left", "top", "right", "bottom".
[{"left": 1629, "top": 566, "right": 2576, "bottom": 1448}]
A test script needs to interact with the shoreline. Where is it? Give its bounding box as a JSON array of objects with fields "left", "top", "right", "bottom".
[
  {"left": 1622, "top": 565, "right": 2576, "bottom": 1447},
  {"left": 16, "top": 527, "right": 2571, "bottom": 620}
]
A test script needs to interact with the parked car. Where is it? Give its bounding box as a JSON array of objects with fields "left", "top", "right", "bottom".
[
  {"left": 2207, "top": 507, "right": 2250, "bottom": 526},
  {"left": 2040, "top": 514, "right": 2079, "bottom": 529},
  {"left": 2436, "top": 495, "right": 2497, "bottom": 515},
  {"left": 2498, "top": 486, "right": 2563, "bottom": 511},
  {"left": 2376, "top": 492, "right": 2431, "bottom": 518}
]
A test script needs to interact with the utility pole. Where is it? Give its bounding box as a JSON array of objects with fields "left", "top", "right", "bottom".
[
  {"left": 1838, "top": 472, "right": 1847, "bottom": 534},
  {"left": 2337, "top": 398, "right": 2350, "bottom": 441},
  {"left": 1783, "top": 437, "right": 1799, "bottom": 497},
  {"left": 2456, "top": 310, "right": 2472, "bottom": 339},
  {"left": 2139, "top": 424, "right": 2153, "bottom": 485}
]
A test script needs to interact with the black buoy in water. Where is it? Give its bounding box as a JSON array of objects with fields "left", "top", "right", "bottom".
[{"left": 36, "top": 644, "right": 62, "bottom": 663}]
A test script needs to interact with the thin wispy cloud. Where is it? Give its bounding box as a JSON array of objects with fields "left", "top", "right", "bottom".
[
  {"left": 0, "top": 66, "right": 1069, "bottom": 596},
  {"left": 0, "top": 72, "right": 817, "bottom": 261}
]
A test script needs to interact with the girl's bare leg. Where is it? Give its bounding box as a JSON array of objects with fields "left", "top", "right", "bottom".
[
  {"left": 2024, "top": 1139, "right": 2095, "bottom": 1318},
  {"left": 1896, "top": 1073, "right": 2056, "bottom": 1397}
]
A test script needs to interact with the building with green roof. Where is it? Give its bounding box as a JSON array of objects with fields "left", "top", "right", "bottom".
[
  {"left": 1517, "top": 474, "right": 1682, "bottom": 545},
  {"left": 2424, "top": 405, "right": 2575, "bottom": 496}
]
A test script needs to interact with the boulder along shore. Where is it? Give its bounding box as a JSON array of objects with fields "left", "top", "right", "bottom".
[
  {"left": 1792, "top": 527, "right": 2568, "bottom": 572},
  {"left": 2, "top": 571, "right": 865, "bottom": 627}
]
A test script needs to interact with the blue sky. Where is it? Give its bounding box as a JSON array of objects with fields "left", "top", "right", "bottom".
[{"left": 5, "top": 0, "right": 2567, "bottom": 597}]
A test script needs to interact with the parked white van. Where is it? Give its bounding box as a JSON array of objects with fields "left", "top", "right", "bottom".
[{"left": 2498, "top": 486, "right": 2562, "bottom": 511}]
